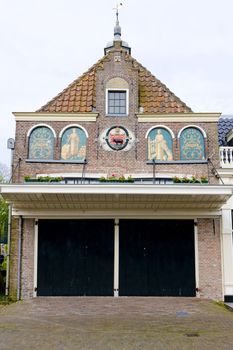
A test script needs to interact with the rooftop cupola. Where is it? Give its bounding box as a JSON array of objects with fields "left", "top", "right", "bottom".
[{"left": 104, "top": 3, "right": 131, "bottom": 55}]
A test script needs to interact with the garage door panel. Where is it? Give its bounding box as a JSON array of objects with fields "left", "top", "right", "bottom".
[
  {"left": 119, "top": 220, "right": 195, "bottom": 296},
  {"left": 37, "top": 219, "right": 114, "bottom": 296}
]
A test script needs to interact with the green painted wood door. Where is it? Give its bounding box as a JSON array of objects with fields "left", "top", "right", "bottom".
[
  {"left": 119, "top": 220, "right": 196, "bottom": 296},
  {"left": 37, "top": 219, "right": 114, "bottom": 296}
]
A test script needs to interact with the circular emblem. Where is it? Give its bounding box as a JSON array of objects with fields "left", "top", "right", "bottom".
[{"left": 106, "top": 126, "right": 129, "bottom": 151}]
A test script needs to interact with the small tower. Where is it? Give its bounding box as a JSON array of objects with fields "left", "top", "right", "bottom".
[{"left": 104, "top": 3, "right": 131, "bottom": 55}]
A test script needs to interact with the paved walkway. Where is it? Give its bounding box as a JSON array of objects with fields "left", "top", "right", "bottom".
[{"left": 0, "top": 297, "right": 233, "bottom": 349}]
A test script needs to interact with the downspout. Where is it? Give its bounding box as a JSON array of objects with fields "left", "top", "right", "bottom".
[
  {"left": 5, "top": 204, "right": 12, "bottom": 296},
  {"left": 17, "top": 216, "right": 23, "bottom": 301}
]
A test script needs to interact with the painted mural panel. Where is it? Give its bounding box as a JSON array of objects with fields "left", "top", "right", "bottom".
[
  {"left": 61, "top": 127, "right": 87, "bottom": 161},
  {"left": 180, "top": 128, "right": 205, "bottom": 160},
  {"left": 148, "top": 128, "right": 173, "bottom": 161},
  {"left": 29, "top": 127, "right": 54, "bottom": 159}
]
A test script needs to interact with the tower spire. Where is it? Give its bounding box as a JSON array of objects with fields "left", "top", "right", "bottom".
[
  {"left": 104, "top": 2, "right": 131, "bottom": 55},
  {"left": 113, "top": 2, "right": 122, "bottom": 41}
]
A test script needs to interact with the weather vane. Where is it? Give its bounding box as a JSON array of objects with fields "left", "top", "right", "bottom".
[{"left": 113, "top": 2, "right": 123, "bottom": 21}]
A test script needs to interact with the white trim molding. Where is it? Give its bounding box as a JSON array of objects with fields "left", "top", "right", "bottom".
[
  {"left": 59, "top": 124, "right": 89, "bottom": 138},
  {"left": 27, "top": 124, "right": 56, "bottom": 138},
  {"left": 13, "top": 112, "right": 98, "bottom": 122},
  {"left": 137, "top": 113, "right": 221, "bottom": 123},
  {"left": 145, "top": 125, "right": 175, "bottom": 139},
  {"left": 177, "top": 125, "right": 207, "bottom": 139}
]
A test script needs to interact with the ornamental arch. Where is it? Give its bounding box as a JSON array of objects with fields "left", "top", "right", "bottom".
[
  {"left": 178, "top": 126, "right": 206, "bottom": 160},
  {"left": 146, "top": 126, "right": 174, "bottom": 161},
  {"left": 28, "top": 125, "right": 55, "bottom": 160},
  {"left": 60, "top": 125, "right": 87, "bottom": 161}
]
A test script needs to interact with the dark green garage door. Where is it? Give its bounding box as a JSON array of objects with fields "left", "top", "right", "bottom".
[
  {"left": 119, "top": 220, "right": 196, "bottom": 296},
  {"left": 37, "top": 220, "right": 114, "bottom": 296}
]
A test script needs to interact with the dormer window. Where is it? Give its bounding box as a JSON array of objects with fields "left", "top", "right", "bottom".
[{"left": 108, "top": 90, "right": 127, "bottom": 115}]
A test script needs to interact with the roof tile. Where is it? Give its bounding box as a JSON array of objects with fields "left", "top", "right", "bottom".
[{"left": 37, "top": 53, "right": 192, "bottom": 114}]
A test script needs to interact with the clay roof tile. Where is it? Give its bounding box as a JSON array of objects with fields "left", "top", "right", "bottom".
[{"left": 37, "top": 52, "right": 192, "bottom": 114}]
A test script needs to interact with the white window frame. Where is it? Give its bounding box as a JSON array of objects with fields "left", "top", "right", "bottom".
[{"left": 106, "top": 88, "right": 129, "bottom": 116}]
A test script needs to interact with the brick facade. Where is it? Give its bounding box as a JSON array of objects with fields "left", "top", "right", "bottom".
[
  {"left": 7, "top": 41, "right": 224, "bottom": 300},
  {"left": 198, "top": 218, "right": 222, "bottom": 299},
  {"left": 12, "top": 46, "right": 220, "bottom": 183}
]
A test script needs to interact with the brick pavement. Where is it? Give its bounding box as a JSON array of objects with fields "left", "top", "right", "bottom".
[{"left": 0, "top": 297, "right": 233, "bottom": 349}]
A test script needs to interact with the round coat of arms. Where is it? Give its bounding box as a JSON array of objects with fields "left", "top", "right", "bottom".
[{"left": 106, "top": 126, "right": 129, "bottom": 150}]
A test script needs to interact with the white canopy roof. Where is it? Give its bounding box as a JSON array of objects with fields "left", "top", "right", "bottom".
[{"left": 0, "top": 184, "right": 232, "bottom": 218}]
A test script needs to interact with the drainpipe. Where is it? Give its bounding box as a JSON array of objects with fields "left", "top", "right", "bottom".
[
  {"left": 17, "top": 216, "right": 23, "bottom": 301},
  {"left": 153, "top": 159, "right": 156, "bottom": 184},
  {"left": 5, "top": 205, "right": 12, "bottom": 296}
]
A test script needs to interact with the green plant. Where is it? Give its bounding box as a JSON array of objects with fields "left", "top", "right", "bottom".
[
  {"left": 200, "top": 176, "right": 208, "bottom": 183},
  {"left": 181, "top": 177, "right": 190, "bottom": 183},
  {"left": 172, "top": 176, "right": 181, "bottom": 183},
  {"left": 24, "top": 175, "right": 31, "bottom": 182},
  {"left": 172, "top": 176, "right": 208, "bottom": 184},
  {"left": 98, "top": 175, "right": 135, "bottom": 183},
  {"left": 24, "top": 176, "right": 63, "bottom": 183}
]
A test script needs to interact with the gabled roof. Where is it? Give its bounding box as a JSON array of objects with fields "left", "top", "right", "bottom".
[{"left": 37, "top": 53, "right": 192, "bottom": 114}]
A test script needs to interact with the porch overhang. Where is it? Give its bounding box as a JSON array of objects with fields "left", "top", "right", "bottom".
[{"left": 0, "top": 184, "right": 232, "bottom": 218}]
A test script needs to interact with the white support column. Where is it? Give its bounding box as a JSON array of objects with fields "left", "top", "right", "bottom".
[
  {"left": 33, "top": 219, "right": 38, "bottom": 297},
  {"left": 114, "top": 219, "right": 119, "bottom": 297},
  {"left": 221, "top": 205, "right": 233, "bottom": 297},
  {"left": 194, "top": 219, "right": 200, "bottom": 297}
]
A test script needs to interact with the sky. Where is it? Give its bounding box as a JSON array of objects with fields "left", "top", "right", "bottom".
[{"left": 0, "top": 0, "right": 233, "bottom": 167}]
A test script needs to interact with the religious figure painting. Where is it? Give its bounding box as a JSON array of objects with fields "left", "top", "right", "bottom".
[
  {"left": 29, "top": 127, "right": 54, "bottom": 159},
  {"left": 180, "top": 128, "right": 205, "bottom": 160},
  {"left": 148, "top": 128, "right": 173, "bottom": 161},
  {"left": 61, "top": 127, "right": 87, "bottom": 161}
]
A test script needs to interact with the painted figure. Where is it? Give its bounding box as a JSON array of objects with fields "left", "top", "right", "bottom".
[
  {"left": 148, "top": 129, "right": 173, "bottom": 161},
  {"left": 61, "top": 127, "right": 86, "bottom": 160}
]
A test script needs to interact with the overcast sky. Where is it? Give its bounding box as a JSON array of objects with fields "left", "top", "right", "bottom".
[{"left": 0, "top": 0, "right": 233, "bottom": 166}]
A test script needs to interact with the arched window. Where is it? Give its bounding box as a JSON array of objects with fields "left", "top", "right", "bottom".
[
  {"left": 179, "top": 127, "right": 205, "bottom": 160},
  {"left": 61, "top": 127, "right": 87, "bottom": 161},
  {"left": 28, "top": 126, "right": 54, "bottom": 159},
  {"left": 147, "top": 127, "right": 173, "bottom": 161},
  {"left": 106, "top": 77, "right": 129, "bottom": 116}
]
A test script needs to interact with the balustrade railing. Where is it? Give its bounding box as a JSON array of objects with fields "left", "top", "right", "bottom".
[{"left": 219, "top": 146, "right": 233, "bottom": 168}]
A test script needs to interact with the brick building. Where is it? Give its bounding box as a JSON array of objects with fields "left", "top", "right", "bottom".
[{"left": 1, "top": 16, "right": 233, "bottom": 300}]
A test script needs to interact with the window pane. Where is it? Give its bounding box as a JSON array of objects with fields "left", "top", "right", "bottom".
[
  {"left": 108, "top": 91, "right": 127, "bottom": 115},
  {"left": 109, "top": 106, "right": 114, "bottom": 114}
]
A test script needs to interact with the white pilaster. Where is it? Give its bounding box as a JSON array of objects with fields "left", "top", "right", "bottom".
[
  {"left": 33, "top": 219, "right": 38, "bottom": 297},
  {"left": 221, "top": 204, "right": 233, "bottom": 297},
  {"left": 194, "top": 220, "right": 200, "bottom": 297},
  {"left": 114, "top": 219, "right": 119, "bottom": 297}
]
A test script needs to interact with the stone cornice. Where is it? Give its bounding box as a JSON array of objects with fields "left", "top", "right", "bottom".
[
  {"left": 13, "top": 112, "right": 98, "bottom": 122},
  {"left": 137, "top": 113, "right": 221, "bottom": 123}
]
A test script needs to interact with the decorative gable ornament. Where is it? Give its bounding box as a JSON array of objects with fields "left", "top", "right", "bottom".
[{"left": 99, "top": 126, "right": 135, "bottom": 151}]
